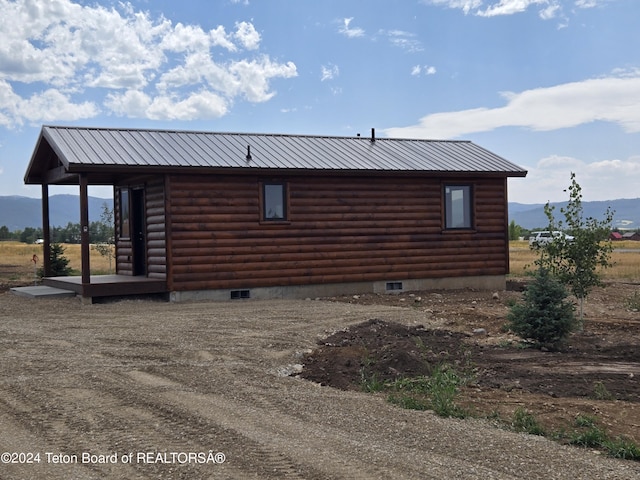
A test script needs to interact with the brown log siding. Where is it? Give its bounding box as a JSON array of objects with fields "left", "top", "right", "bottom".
[
  {"left": 167, "top": 174, "right": 508, "bottom": 291},
  {"left": 146, "top": 179, "right": 167, "bottom": 279}
]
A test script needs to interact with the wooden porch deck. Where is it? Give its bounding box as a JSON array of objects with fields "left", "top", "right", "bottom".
[{"left": 43, "top": 275, "right": 168, "bottom": 299}]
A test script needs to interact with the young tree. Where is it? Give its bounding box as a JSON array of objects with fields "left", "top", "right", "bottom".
[
  {"left": 533, "top": 173, "right": 614, "bottom": 324},
  {"left": 91, "top": 202, "right": 115, "bottom": 273},
  {"left": 508, "top": 220, "right": 522, "bottom": 241}
]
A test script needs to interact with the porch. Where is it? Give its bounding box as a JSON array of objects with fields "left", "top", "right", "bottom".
[{"left": 43, "top": 275, "right": 168, "bottom": 300}]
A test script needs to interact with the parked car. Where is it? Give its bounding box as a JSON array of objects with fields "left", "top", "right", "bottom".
[
  {"left": 529, "top": 231, "right": 574, "bottom": 248},
  {"left": 34, "top": 238, "right": 44, "bottom": 244}
]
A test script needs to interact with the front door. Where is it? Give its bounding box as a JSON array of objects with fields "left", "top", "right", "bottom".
[{"left": 131, "top": 188, "right": 146, "bottom": 276}]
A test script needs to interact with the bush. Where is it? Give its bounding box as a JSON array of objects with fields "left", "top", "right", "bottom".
[
  {"left": 506, "top": 268, "right": 576, "bottom": 349},
  {"left": 38, "top": 243, "right": 73, "bottom": 277}
]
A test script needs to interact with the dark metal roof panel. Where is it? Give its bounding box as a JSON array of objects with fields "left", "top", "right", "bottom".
[{"left": 40, "top": 126, "right": 527, "bottom": 175}]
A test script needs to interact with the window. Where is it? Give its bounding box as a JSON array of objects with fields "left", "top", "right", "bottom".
[
  {"left": 262, "top": 183, "right": 287, "bottom": 221},
  {"left": 444, "top": 185, "right": 472, "bottom": 229},
  {"left": 120, "top": 188, "right": 130, "bottom": 238}
]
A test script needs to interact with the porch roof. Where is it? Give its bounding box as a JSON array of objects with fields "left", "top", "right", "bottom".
[{"left": 25, "top": 125, "right": 527, "bottom": 185}]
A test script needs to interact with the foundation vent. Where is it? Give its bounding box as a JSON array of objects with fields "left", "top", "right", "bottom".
[
  {"left": 385, "top": 282, "right": 403, "bottom": 292},
  {"left": 230, "top": 289, "right": 251, "bottom": 300}
]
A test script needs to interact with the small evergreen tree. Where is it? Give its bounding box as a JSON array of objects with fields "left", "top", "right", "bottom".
[
  {"left": 41, "top": 243, "right": 73, "bottom": 277},
  {"left": 507, "top": 268, "right": 576, "bottom": 349}
]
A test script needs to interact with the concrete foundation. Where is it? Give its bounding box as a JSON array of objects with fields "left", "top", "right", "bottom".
[{"left": 169, "top": 275, "right": 506, "bottom": 302}]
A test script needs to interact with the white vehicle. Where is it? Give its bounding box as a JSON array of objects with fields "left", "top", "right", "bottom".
[{"left": 529, "top": 231, "right": 574, "bottom": 248}]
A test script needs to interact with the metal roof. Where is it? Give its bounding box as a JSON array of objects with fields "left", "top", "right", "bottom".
[{"left": 26, "top": 125, "right": 527, "bottom": 184}]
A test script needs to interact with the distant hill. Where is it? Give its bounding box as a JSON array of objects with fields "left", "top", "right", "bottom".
[
  {"left": 1, "top": 195, "right": 638, "bottom": 232},
  {"left": 509, "top": 198, "right": 640, "bottom": 231},
  {"left": 0, "top": 195, "right": 113, "bottom": 231}
]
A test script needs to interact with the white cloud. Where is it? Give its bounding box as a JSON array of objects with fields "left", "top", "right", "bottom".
[
  {"left": 234, "top": 21, "right": 261, "bottom": 50},
  {"left": 510, "top": 154, "right": 640, "bottom": 203},
  {"left": 477, "top": 0, "right": 550, "bottom": 17},
  {"left": 384, "top": 72, "right": 640, "bottom": 139},
  {"left": 422, "top": 0, "right": 586, "bottom": 20},
  {"left": 574, "top": 0, "right": 602, "bottom": 7},
  {"left": 411, "top": 65, "right": 437, "bottom": 76},
  {"left": 105, "top": 89, "right": 228, "bottom": 120},
  {"left": 420, "top": 0, "right": 483, "bottom": 15},
  {"left": 384, "top": 30, "right": 424, "bottom": 52},
  {"left": 539, "top": 4, "right": 561, "bottom": 19},
  {"left": 0, "top": 0, "right": 296, "bottom": 126},
  {"left": 321, "top": 64, "right": 339, "bottom": 82},
  {"left": 0, "top": 79, "right": 97, "bottom": 127},
  {"left": 339, "top": 18, "right": 365, "bottom": 38}
]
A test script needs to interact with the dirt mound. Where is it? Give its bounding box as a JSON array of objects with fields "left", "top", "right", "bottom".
[
  {"left": 299, "top": 284, "right": 640, "bottom": 444},
  {"left": 300, "top": 319, "right": 471, "bottom": 389}
]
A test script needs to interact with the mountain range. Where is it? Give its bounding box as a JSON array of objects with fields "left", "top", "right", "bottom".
[
  {"left": 0, "top": 195, "right": 638, "bottom": 231},
  {"left": 508, "top": 198, "right": 640, "bottom": 231},
  {"left": 0, "top": 195, "right": 114, "bottom": 231}
]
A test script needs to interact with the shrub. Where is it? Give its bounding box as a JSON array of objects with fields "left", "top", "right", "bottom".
[
  {"left": 506, "top": 268, "right": 576, "bottom": 349},
  {"left": 39, "top": 243, "right": 73, "bottom": 277}
]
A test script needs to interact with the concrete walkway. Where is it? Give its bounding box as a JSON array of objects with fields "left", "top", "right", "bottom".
[{"left": 10, "top": 285, "right": 76, "bottom": 299}]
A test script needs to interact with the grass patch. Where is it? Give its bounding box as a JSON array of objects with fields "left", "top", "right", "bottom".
[
  {"left": 625, "top": 291, "right": 640, "bottom": 311},
  {"left": 361, "top": 364, "right": 470, "bottom": 419},
  {"left": 511, "top": 407, "right": 546, "bottom": 436},
  {"left": 592, "top": 381, "right": 615, "bottom": 401}
]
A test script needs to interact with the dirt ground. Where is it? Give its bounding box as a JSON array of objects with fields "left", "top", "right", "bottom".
[
  {"left": 301, "top": 281, "right": 640, "bottom": 444},
  {"left": 0, "top": 283, "right": 639, "bottom": 479}
]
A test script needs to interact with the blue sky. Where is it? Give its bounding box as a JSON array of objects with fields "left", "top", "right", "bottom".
[{"left": 0, "top": 0, "right": 638, "bottom": 203}]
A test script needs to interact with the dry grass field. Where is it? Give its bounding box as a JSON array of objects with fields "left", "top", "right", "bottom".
[
  {"left": 1, "top": 240, "right": 639, "bottom": 290},
  {"left": 509, "top": 240, "right": 640, "bottom": 280},
  {"left": 0, "top": 242, "right": 113, "bottom": 289}
]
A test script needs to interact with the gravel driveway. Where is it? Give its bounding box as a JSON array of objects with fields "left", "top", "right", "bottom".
[{"left": 0, "top": 293, "right": 638, "bottom": 479}]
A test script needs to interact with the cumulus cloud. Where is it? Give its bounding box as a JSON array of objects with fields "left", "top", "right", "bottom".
[
  {"left": 0, "top": 0, "right": 297, "bottom": 127},
  {"left": 383, "top": 71, "right": 640, "bottom": 139},
  {"left": 0, "top": 80, "right": 98, "bottom": 127}
]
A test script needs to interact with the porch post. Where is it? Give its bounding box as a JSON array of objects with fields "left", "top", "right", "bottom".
[
  {"left": 41, "top": 184, "right": 51, "bottom": 277},
  {"left": 80, "top": 174, "right": 90, "bottom": 285}
]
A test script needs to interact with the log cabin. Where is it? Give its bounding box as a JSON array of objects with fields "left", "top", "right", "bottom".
[{"left": 24, "top": 125, "right": 527, "bottom": 302}]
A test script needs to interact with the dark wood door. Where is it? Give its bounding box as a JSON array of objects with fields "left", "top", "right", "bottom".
[{"left": 131, "top": 188, "right": 146, "bottom": 276}]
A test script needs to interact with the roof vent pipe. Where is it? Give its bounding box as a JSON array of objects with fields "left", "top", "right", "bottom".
[
  {"left": 371, "top": 128, "right": 375, "bottom": 143},
  {"left": 246, "top": 145, "right": 252, "bottom": 161}
]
